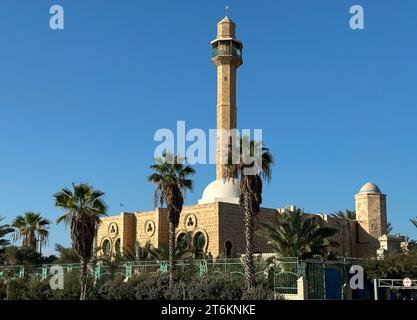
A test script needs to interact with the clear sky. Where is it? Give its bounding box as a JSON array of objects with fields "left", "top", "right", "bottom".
[{"left": 0, "top": 0, "right": 416, "bottom": 255}]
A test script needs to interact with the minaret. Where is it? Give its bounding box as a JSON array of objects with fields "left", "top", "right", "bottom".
[
  {"left": 198, "top": 16, "right": 242, "bottom": 205},
  {"left": 211, "top": 16, "right": 243, "bottom": 180}
]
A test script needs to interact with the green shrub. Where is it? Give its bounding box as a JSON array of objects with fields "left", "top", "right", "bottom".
[
  {"left": 97, "top": 276, "right": 134, "bottom": 300},
  {"left": 2, "top": 278, "right": 26, "bottom": 300},
  {"left": 50, "top": 271, "right": 80, "bottom": 300},
  {"left": 364, "top": 249, "right": 417, "bottom": 280},
  {"left": 241, "top": 282, "right": 278, "bottom": 300},
  {"left": 22, "top": 278, "right": 53, "bottom": 300},
  {"left": 1, "top": 268, "right": 282, "bottom": 300},
  {"left": 135, "top": 272, "right": 170, "bottom": 300},
  {"left": 184, "top": 274, "right": 243, "bottom": 300},
  {"left": 97, "top": 272, "right": 170, "bottom": 300}
]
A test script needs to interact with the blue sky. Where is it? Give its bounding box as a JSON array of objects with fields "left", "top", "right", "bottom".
[{"left": 0, "top": 0, "right": 416, "bottom": 255}]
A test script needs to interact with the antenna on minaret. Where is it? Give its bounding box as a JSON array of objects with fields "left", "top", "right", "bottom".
[{"left": 225, "top": 5, "right": 229, "bottom": 17}]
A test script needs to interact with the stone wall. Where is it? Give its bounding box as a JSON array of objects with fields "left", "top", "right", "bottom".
[
  {"left": 96, "top": 213, "right": 127, "bottom": 256},
  {"left": 218, "top": 202, "right": 276, "bottom": 257},
  {"left": 95, "top": 200, "right": 391, "bottom": 260},
  {"left": 134, "top": 209, "right": 161, "bottom": 249},
  {"left": 179, "top": 203, "right": 219, "bottom": 257}
]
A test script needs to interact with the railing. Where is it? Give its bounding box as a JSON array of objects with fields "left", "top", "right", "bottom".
[
  {"left": 8, "top": 257, "right": 367, "bottom": 298},
  {"left": 0, "top": 257, "right": 301, "bottom": 290},
  {"left": 378, "top": 279, "right": 417, "bottom": 289},
  {"left": 0, "top": 258, "right": 252, "bottom": 280}
]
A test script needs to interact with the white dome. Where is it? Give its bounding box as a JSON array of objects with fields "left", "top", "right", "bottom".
[
  {"left": 359, "top": 182, "right": 381, "bottom": 194},
  {"left": 198, "top": 179, "right": 240, "bottom": 204}
]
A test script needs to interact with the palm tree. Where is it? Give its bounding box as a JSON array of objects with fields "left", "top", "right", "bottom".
[
  {"left": 54, "top": 183, "right": 107, "bottom": 300},
  {"left": 54, "top": 244, "right": 80, "bottom": 264},
  {"left": 124, "top": 240, "right": 152, "bottom": 261},
  {"left": 0, "top": 217, "right": 14, "bottom": 247},
  {"left": 148, "top": 152, "right": 195, "bottom": 288},
  {"left": 147, "top": 240, "right": 193, "bottom": 261},
  {"left": 11, "top": 212, "right": 50, "bottom": 253},
  {"left": 331, "top": 210, "right": 355, "bottom": 256},
  {"left": 225, "top": 136, "right": 274, "bottom": 289},
  {"left": 258, "top": 208, "right": 339, "bottom": 260},
  {"left": 411, "top": 217, "right": 417, "bottom": 229},
  {"left": 333, "top": 210, "right": 394, "bottom": 235},
  {"left": 99, "top": 251, "right": 123, "bottom": 281},
  {"left": 332, "top": 210, "right": 356, "bottom": 220},
  {"left": 387, "top": 222, "right": 393, "bottom": 235}
]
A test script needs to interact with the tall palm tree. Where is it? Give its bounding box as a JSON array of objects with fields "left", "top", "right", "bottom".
[
  {"left": 258, "top": 208, "right": 339, "bottom": 260},
  {"left": 11, "top": 212, "right": 50, "bottom": 253},
  {"left": 148, "top": 153, "right": 195, "bottom": 288},
  {"left": 411, "top": 217, "right": 417, "bottom": 229},
  {"left": 54, "top": 183, "right": 107, "bottom": 300},
  {"left": 0, "top": 217, "right": 14, "bottom": 247},
  {"left": 225, "top": 136, "right": 274, "bottom": 289}
]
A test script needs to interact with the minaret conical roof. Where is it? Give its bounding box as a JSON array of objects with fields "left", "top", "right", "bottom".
[{"left": 217, "top": 16, "right": 236, "bottom": 39}]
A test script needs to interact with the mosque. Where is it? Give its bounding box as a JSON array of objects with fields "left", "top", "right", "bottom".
[{"left": 95, "top": 16, "right": 405, "bottom": 260}]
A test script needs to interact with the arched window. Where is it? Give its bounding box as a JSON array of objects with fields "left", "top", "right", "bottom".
[
  {"left": 115, "top": 238, "right": 121, "bottom": 256},
  {"left": 102, "top": 239, "right": 111, "bottom": 256},
  {"left": 194, "top": 232, "right": 206, "bottom": 259},
  {"left": 177, "top": 233, "right": 190, "bottom": 250},
  {"left": 225, "top": 241, "right": 233, "bottom": 258}
]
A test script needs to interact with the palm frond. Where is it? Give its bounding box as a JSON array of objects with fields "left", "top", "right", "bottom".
[{"left": 258, "top": 208, "right": 338, "bottom": 260}]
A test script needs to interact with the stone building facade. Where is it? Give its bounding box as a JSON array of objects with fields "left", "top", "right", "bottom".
[
  {"left": 96, "top": 181, "right": 404, "bottom": 259},
  {"left": 96, "top": 202, "right": 277, "bottom": 259}
]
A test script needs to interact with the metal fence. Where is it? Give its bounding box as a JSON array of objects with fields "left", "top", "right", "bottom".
[
  {"left": 304, "top": 257, "right": 371, "bottom": 300},
  {"left": 2, "top": 256, "right": 374, "bottom": 299},
  {"left": 273, "top": 257, "right": 301, "bottom": 294},
  {"left": 0, "top": 258, "right": 266, "bottom": 281},
  {"left": 0, "top": 257, "right": 300, "bottom": 289}
]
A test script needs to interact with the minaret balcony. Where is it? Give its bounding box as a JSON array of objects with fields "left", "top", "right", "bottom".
[
  {"left": 211, "top": 39, "right": 242, "bottom": 56},
  {"left": 211, "top": 39, "right": 243, "bottom": 66}
]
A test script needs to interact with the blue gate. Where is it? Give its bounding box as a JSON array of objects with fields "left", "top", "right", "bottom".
[{"left": 325, "top": 266, "right": 342, "bottom": 299}]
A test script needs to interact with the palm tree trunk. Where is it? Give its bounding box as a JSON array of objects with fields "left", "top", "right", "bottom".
[
  {"left": 30, "top": 231, "right": 37, "bottom": 251},
  {"left": 168, "top": 221, "right": 176, "bottom": 288},
  {"left": 243, "top": 192, "right": 256, "bottom": 289},
  {"left": 79, "top": 258, "right": 88, "bottom": 300},
  {"left": 6, "top": 281, "right": 10, "bottom": 300},
  {"left": 38, "top": 237, "right": 42, "bottom": 255}
]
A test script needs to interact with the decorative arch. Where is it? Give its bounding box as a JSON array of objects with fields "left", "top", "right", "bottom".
[
  {"left": 191, "top": 228, "right": 209, "bottom": 258},
  {"left": 184, "top": 214, "right": 197, "bottom": 232},
  {"left": 224, "top": 239, "right": 233, "bottom": 258},
  {"left": 144, "top": 220, "right": 156, "bottom": 237},
  {"left": 114, "top": 238, "right": 121, "bottom": 256},
  {"left": 101, "top": 238, "right": 112, "bottom": 256},
  {"left": 175, "top": 230, "right": 191, "bottom": 249},
  {"left": 108, "top": 222, "right": 118, "bottom": 239}
]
